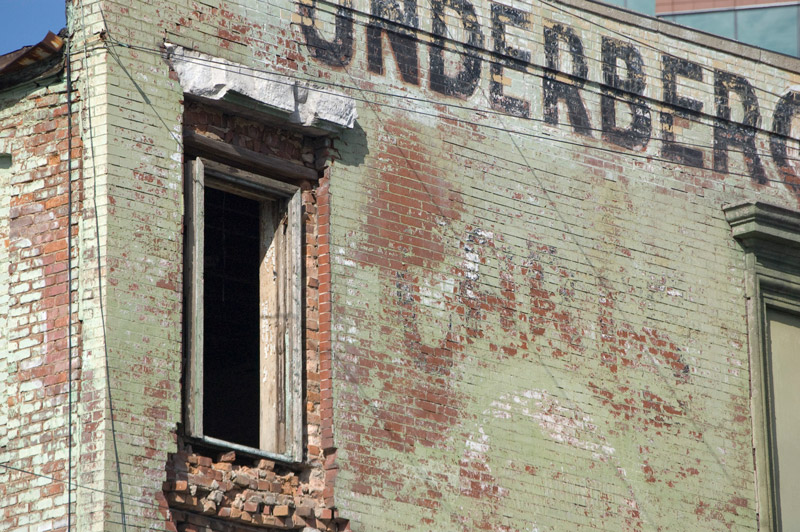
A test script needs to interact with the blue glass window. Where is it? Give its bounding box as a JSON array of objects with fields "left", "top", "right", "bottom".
[
  {"left": 669, "top": 11, "right": 736, "bottom": 41},
  {"left": 737, "top": 6, "right": 799, "bottom": 57}
]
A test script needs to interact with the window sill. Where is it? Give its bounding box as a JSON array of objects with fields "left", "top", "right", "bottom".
[{"left": 186, "top": 435, "right": 303, "bottom": 466}]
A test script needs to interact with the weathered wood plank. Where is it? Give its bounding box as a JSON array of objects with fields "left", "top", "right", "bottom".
[
  {"left": 184, "top": 158, "right": 205, "bottom": 438},
  {"left": 202, "top": 158, "right": 298, "bottom": 199},
  {"left": 260, "top": 202, "right": 280, "bottom": 453},
  {"left": 287, "top": 189, "right": 304, "bottom": 460},
  {"left": 184, "top": 130, "right": 318, "bottom": 183},
  {"left": 276, "top": 212, "right": 287, "bottom": 455}
]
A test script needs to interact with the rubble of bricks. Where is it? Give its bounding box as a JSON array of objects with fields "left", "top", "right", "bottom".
[{"left": 164, "top": 450, "right": 347, "bottom": 531}]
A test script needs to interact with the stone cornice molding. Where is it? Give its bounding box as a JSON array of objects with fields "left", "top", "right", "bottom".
[{"left": 724, "top": 201, "right": 800, "bottom": 253}]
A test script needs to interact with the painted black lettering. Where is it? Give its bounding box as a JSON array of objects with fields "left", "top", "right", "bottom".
[
  {"left": 543, "top": 22, "right": 592, "bottom": 136},
  {"left": 367, "top": 0, "right": 420, "bottom": 85},
  {"left": 713, "top": 70, "right": 766, "bottom": 184},
  {"left": 490, "top": 3, "right": 530, "bottom": 117},
  {"left": 429, "top": 0, "right": 483, "bottom": 98},
  {"left": 299, "top": 0, "right": 354, "bottom": 66},
  {"left": 660, "top": 55, "right": 704, "bottom": 167},
  {"left": 770, "top": 89, "right": 800, "bottom": 184},
  {"left": 600, "top": 37, "right": 650, "bottom": 150}
]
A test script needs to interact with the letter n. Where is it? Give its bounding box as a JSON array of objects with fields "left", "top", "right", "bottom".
[
  {"left": 367, "top": 0, "right": 420, "bottom": 85},
  {"left": 299, "top": 0, "right": 354, "bottom": 66}
]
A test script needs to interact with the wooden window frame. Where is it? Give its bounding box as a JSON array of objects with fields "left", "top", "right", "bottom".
[
  {"left": 184, "top": 157, "right": 304, "bottom": 462},
  {"left": 724, "top": 201, "right": 800, "bottom": 532}
]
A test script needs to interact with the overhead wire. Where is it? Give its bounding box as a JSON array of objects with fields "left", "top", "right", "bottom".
[
  {"left": 0, "top": 463, "right": 173, "bottom": 515},
  {"left": 304, "top": 0, "right": 800, "bottom": 106},
  {"left": 101, "top": 37, "right": 800, "bottom": 188}
]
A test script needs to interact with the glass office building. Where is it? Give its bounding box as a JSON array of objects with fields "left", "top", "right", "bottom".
[
  {"left": 603, "top": 0, "right": 656, "bottom": 15},
  {"left": 602, "top": 0, "right": 800, "bottom": 57}
]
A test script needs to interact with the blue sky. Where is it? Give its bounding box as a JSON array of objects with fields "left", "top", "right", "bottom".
[{"left": 0, "top": 0, "right": 67, "bottom": 55}]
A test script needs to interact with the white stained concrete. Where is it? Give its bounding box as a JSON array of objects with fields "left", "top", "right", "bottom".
[{"left": 166, "top": 44, "right": 357, "bottom": 130}]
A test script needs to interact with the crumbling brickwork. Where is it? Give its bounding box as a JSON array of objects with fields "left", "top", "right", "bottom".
[
  {"left": 164, "top": 450, "right": 345, "bottom": 531},
  {"left": 165, "top": 102, "right": 341, "bottom": 531}
]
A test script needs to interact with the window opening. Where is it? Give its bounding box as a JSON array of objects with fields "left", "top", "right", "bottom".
[
  {"left": 184, "top": 157, "right": 303, "bottom": 461},
  {"left": 203, "top": 188, "right": 261, "bottom": 448},
  {"left": 765, "top": 306, "right": 800, "bottom": 530}
]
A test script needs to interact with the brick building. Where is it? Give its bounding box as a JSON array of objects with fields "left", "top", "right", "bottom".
[{"left": 2, "top": 0, "right": 800, "bottom": 531}]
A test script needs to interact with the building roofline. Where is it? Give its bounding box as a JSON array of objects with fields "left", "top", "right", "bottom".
[{"left": 0, "top": 31, "right": 65, "bottom": 92}]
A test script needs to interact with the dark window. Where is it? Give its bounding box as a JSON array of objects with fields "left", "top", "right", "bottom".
[
  {"left": 184, "top": 157, "right": 303, "bottom": 461},
  {"left": 203, "top": 188, "right": 261, "bottom": 448}
]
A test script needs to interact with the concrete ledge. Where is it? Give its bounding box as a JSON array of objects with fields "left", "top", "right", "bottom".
[
  {"left": 165, "top": 44, "right": 357, "bottom": 134},
  {"left": 724, "top": 201, "right": 800, "bottom": 249}
]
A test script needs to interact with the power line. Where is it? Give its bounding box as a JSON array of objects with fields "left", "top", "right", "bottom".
[
  {"left": 303, "top": 0, "right": 799, "bottom": 105},
  {"left": 101, "top": 37, "right": 800, "bottom": 186},
  {"left": 0, "top": 462, "right": 169, "bottom": 515}
]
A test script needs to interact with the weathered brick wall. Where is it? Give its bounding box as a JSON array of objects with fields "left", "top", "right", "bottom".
[
  {"left": 0, "top": 69, "right": 82, "bottom": 531},
  {"left": 1, "top": 0, "right": 792, "bottom": 530},
  {"left": 64, "top": 1, "right": 185, "bottom": 529}
]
